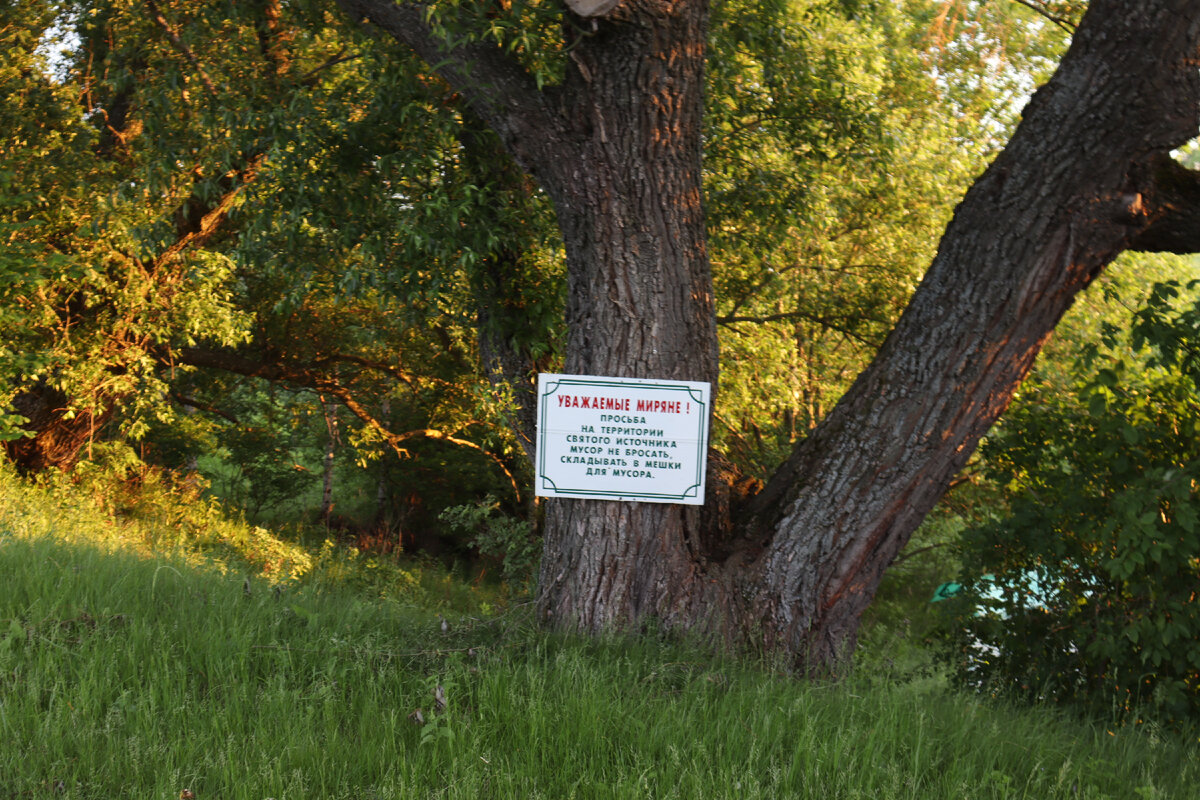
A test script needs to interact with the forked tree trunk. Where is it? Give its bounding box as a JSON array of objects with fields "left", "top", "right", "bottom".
[{"left": 339, "top": 0, "right": 1200, "bottom": 671}]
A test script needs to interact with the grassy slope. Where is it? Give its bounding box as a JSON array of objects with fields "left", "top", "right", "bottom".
[{"left": 1, "top": 475, "right": 1197, "bottom": 799}]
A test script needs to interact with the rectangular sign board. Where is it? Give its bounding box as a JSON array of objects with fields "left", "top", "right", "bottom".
[{"left": 535, "top": 373, "right": 710, "bottom": 504}]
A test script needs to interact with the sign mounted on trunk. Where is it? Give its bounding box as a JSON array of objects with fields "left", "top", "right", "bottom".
[{"left": 535, "top": 373, "right": 711, "bottom": 504}]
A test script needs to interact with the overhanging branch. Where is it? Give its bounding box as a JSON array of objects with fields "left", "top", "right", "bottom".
[
  {"left": 172, "top": 345, "right": 521, "bottom": 500},
  {"left": 170, "top": 392, "right": 239, "bottom": 424},
  {"left": 331, "top": 0, "right": 565, "bottom": 189},
  {"left": 327, "top": 389, "right": 522, "bottom": 503},
  {"left": 153, "top": 155, "right": 266, "bottom": 272}
]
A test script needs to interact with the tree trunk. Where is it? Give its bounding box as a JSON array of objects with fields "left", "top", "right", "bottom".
[
  {"left": 530, "top": 1, "right": 728, "bottom": 631},
  {"left": 320, "top": 395, "right": 339, "bottom": 522},
  {"left": 374, "top": 395, "right": 391, "bottom": 527},
  {"left": 338, "top": 0, "right": 1200, "bottom": 671},
  {"left": 3, "top": 384, "right": 115, "bottom": 473}
]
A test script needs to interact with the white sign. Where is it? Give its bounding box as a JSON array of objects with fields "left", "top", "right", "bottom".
[{"left": 535, "top": 373, "right": 711, "bottom": 504}]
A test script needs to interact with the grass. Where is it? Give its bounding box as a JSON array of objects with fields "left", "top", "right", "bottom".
[{"left": 1, "top": 471, "right": 1198, "bottom": 798}]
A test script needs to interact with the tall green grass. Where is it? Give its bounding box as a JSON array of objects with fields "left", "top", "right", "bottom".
[
  {"left": 1, "top": 471, "right": 1197, "bottom": 798},
  {"left": 0, "top": 460, "right": 507, "bottom": 614}
]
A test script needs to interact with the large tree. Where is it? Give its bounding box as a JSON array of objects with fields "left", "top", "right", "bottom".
[{"left": 332, "top": 0, "right": 1200, "bottom": 670}]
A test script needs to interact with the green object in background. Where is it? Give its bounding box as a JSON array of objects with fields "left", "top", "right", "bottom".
[{"left": 931, "top": 582, "right": 963, "bottom": 602}]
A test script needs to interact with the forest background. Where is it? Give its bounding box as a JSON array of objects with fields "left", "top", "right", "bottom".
[{"left": 3, "top": 0, "right": 1200, "bottom": 736}]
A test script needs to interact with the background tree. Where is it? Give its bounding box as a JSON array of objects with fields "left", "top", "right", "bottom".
[{"left": 0, "top": 0, "right": 301, "bottom": 470}]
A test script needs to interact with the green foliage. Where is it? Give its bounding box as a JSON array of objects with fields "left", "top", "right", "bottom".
[
  {"left": 706, "top": 0, "right": 1066, "bottom": 475},
  {"left": 946, "top": 277, "right": 1200, "bottom": 725},
  {"left": 0, "top": 454, "right": 315, "bottom": 583},
  {"left": 160, "top": 384, "right": 335, "bottom": 521},
  {"left": 1131, "top": 279, "right": 1200, "bottom": 389},
  {"left": 857, "top": 509, "right": 966, "bottom": 676},
  {"left": 0, "top": 0, "right": 543, "bottom": 527},
  {"left": 420, "top": 0, "right": 567, "bottom": 89},
  {"left": 1, "top": 0, "right": 1074, "bottom": 536},
  {"left": 0, "top": 0, "right": 282, "bottom": 446},
  {"left": 440, "top": 494, "right": 538, "bottom": 589}
]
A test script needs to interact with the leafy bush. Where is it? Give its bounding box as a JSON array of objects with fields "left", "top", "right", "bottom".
[
  {"left": 946, "top": 281, "right": 1200, "bottom": 724},
  {"left": 440, "top": 495, "right": 538, "bottom": 589}
]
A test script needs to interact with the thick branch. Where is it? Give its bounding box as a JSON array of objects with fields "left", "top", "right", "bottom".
[
  {"left": 310, "top": 352, "right": 418, "bottom": 387},
  {"left": 154, "top": 155, "right": 266, "bottom": 271},
  {"left": 330, "top": 0, "right": 567, "bottom": 191},
  {"left": 144, "top": 0, "right": 218, "bottom": 97},
  {"left": 256, "top": 0, "right": 293, "bottom": 78},
  {"left": 174, "top": 346, "right": 392, "bottom": 387},
  {"left": 170, "top": 392, "right": 239, "bottom": 424},
  {"left": 173, "top": 346, "right": 520, "bottom": 499},
  {"left": 742, "top": 0, "right": 1200, "bottom": 669},
  {"left": 1128, "top": 153, "right": 1200, "bottom": 254},
  {"left": 329, "top": 389, "right": 522, "bottom": 502}
]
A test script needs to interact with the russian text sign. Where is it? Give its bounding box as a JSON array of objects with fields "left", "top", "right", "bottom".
[{"left": 535, "top": 373, "right": 710, "bottom": 504}]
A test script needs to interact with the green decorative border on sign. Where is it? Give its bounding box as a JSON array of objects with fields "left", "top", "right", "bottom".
[{"left": 537, "top": 375, "right": 709, "bottom": 502}]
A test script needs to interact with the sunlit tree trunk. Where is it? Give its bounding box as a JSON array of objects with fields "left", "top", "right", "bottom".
[
  {"left": 735, "top": 1, "right": 1200, "bottom": 668},
  {"left": 531, "top": 1, "right": 725, "bottom": 630},
  {"left": 3, "top": 385, "right": 114, "bottom": 473}
]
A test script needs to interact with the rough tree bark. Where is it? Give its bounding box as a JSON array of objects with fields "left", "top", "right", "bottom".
[
  {"left": 3, "top": 384, "right": 115, "bottom": 473},
  {"left": 335, "top": 0, "right": 1200, "bottom": 671},
  {"left": 524, "top": 1, "right": 723, "bottom": 632}
]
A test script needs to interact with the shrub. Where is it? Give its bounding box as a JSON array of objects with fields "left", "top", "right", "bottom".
[
  {"left": 440, "top": 495, "right": 538, "bottom": 589},
  {"left": 946, "top": 281, "right": 1200, "bottom": 725}
]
